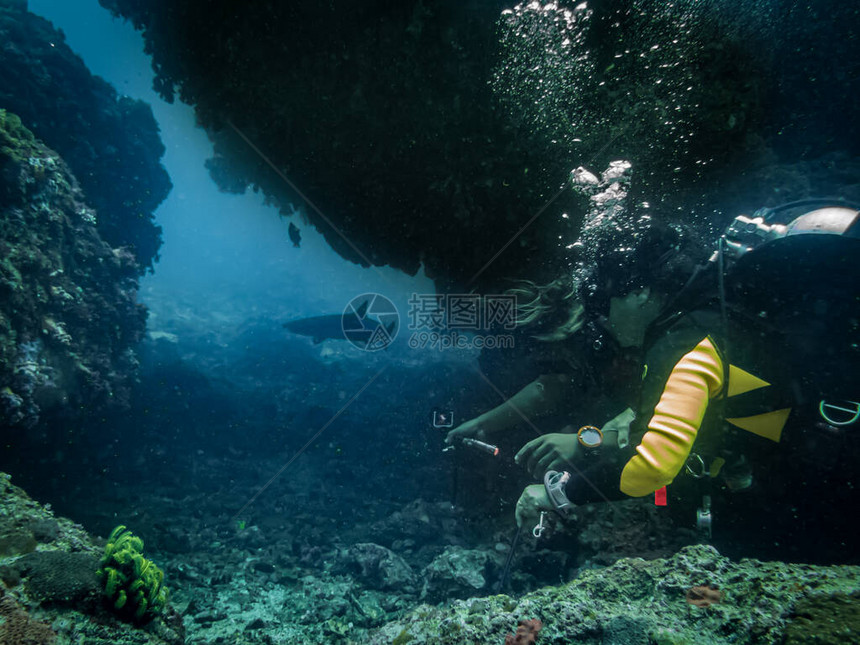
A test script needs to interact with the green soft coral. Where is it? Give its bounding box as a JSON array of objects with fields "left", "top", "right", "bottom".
[
  {"left": 96, "top": 525, "right": 169, "bottom": 623},
  {"left": 0, "top": 109, "right": 38, "bottom": 164}
]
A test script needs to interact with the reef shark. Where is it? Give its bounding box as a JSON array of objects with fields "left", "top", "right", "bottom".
[{"left": 282, "top": 300, "right": 397, "bottom": 347}]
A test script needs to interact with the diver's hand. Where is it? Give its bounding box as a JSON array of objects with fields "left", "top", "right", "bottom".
[
  {"left": 514, "top": 433, "right": 579, "bottom": 478},
  {"left": 601, "top": 407, "right": 635, "bottom": 448},
  {"left": 445, "top": 416, "right": 489, "bottom": 444},
  {"left": 515, "top": 484, "right": 553, "bottom": 529}
]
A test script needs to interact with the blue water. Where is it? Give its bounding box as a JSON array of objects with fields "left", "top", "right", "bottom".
[
  {"left": 4, "top": 1, "right": 859, "bottom": 643},
  {"left": 29, "top": 0, "right": 434, "bottom": 327}
]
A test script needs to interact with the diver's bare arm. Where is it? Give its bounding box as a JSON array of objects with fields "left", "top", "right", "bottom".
[{"left": 472, "top": 373, "right": 573, "bottom": 434}]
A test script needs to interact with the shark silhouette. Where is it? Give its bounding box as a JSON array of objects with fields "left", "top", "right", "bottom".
[{"left": 282, "top": 300, "right": 397, "bottom": 348}]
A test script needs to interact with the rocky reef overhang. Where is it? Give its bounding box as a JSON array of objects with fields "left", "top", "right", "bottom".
[
  {"left": 0, "top": 2, "right": 171, "bottom": 272},
  {"left": 95, "top": 0, "right": 860, "bottom": 290}
]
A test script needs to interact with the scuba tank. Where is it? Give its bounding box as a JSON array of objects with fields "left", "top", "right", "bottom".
[{"left": 640, "top": 201, "right": 860, "bottom": 530}]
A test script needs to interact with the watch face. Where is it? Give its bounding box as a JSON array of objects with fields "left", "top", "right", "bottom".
[{"left": 578, "top": 426, "right": 603, "bottom": 448}]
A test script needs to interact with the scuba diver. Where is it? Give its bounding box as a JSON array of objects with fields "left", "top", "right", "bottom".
[
  {"left": 514, "top": 203, "right": 860, "bottom": 542},
  {"left": 445, "top": 220, "right": 708, "bottom": 472}
]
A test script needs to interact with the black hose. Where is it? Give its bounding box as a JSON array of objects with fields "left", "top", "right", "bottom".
[
  {"left": 496, "top": 525, "right": 521, "bottom": 593},
  {"left": 716, "top": 237, "right": 731, "bottom": 395}
]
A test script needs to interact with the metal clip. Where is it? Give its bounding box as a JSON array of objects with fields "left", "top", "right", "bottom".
[
  {"left": 819, "top": 399, "right": 860, "bottom": 426},
  {"left": 684, "top": 453, "right": 707, "bottom": 479},
  {"left": 532, "top": 511, "right": 547, "bottom": 539},
  {"left": 696, "top": 494, "right": 713, "bottom": 539}
]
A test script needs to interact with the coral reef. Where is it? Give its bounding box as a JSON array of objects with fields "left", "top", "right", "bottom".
[
  {"left": 366, "top": 544, "right": 860, "bottom": 645},
  {"left": 783, "top": 591, "right": 860, "bottom": 645},
  {"left": 0, "top": 473, "right": 182, "bottom": 644},
  {"left": 17, "top": 551, "right": 100, "bottom": 607},
  {"left": 0, "top": 591, "right": 56, "bottom": 645},
  {"left": 28, "top": 404, "right": 860, "bottom": 645},
  {"left": 0, "top": 110, "right": 146, "bottom": 429},
  {"left": 0, "top": 2, "right": 170, "bottom": 271}
]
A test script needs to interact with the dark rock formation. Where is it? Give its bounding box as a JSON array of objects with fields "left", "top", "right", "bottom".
[
  {"left": 0, "top": 2, "right": 170, "bottom": 272},
  {"left": 334, "top": 543, "right": 417, "bottom": 592},
  {"left": 0, "top": 111, "right": 146, "bottom": 429},
  {"left": 98, "top": 0, "right": 567, "bottom": 290},
  {"left": 420, "top": 545, "right": 501, "bottom": 601},
  {"left": 95, "top": 0, "right": 858, "bottom": 289}
]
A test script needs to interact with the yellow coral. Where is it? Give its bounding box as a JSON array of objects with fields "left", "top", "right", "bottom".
[{"left": 96, "top": 525, "right": 168, "bottom": 624}]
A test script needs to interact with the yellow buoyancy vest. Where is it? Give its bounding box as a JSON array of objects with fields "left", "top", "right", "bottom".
[{"left": 620, "top": 336, "right": 790, "bottom": 497}]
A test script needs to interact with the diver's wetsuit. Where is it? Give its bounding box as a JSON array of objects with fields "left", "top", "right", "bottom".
[
  {"left": 562, "top": 309, "right": 719, "bottom": 505},
  {"left": 563, "top": 303, "right": 860, "bottom": 508},
  {"left": 478, "top": 315, "right": 645, "bottom": 430},
  {"left": 533, "top": 317, "right": 644, "bottom": 418}
]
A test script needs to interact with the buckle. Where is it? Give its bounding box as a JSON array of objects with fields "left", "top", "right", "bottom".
[{"left": 819, "top": 400, "right": 860, "bottom": 427}]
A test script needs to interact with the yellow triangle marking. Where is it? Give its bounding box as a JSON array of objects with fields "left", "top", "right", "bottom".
[
  {"left": 728, "top": 364, "right": 770, "bottom": 397},
  {"left": 726, "top": 408, "right": 791, "bottom": 442}
]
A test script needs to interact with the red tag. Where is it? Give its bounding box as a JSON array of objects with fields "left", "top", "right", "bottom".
[{"left": 654, "top": 486, "right": 667, "bottom": 506}]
